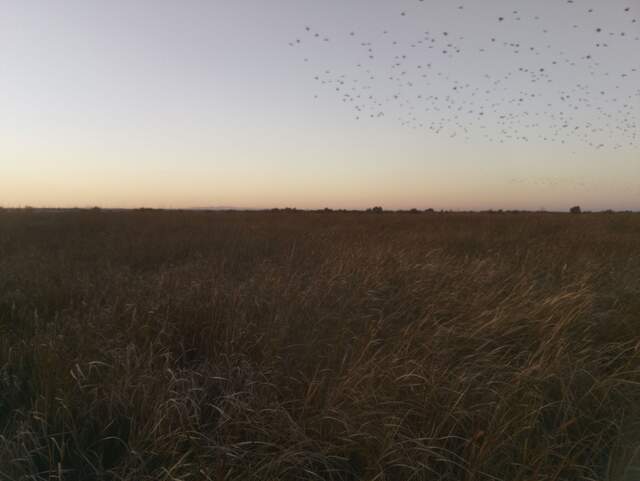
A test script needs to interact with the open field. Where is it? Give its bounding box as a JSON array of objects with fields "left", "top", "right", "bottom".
[{"left": 1, "top": 209, "right": 639, "bottom": 480}]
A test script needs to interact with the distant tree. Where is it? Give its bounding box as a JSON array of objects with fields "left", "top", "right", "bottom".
[
  {"left": 322, "top": 207, "right": 333, "bottom": 213},
  {"left": 570, "top": 206, "right": 582, "bottom": 214},
  {"left": 409, "top": 208, "right": 420, "bottom": 214},
  {"left": 367, "top": 206, "right": 384, "bottom": 214},
  {"left": 424, "top": 208, "right": 435, "bottom": 213}
]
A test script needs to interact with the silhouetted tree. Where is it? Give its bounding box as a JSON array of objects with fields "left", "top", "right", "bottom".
[
  {"left": 570, "top": 206, "right": 582, "bottom": 214},
  {"left": 367, "top": 206, "right": 384, "bottom": 214}
]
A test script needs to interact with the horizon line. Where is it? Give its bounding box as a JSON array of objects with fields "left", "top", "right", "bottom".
[{"left": 1, "top": 206, "right": 638, "bottom": 214}]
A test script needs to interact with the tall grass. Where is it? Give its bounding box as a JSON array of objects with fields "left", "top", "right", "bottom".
[{"left": 1, "top": 209, "right": 639, "bottom": 480}]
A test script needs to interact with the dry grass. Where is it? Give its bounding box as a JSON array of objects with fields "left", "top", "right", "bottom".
[{"left": 1, "top": 209, "right": 639, "bottom": 480}]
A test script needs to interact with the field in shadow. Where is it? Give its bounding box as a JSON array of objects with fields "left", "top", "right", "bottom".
[{"left": 1, "top": 209, "right": 639, "bottom": 480}]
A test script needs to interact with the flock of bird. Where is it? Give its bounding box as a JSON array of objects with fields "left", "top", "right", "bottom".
[{"left": 289, "top": 1, "right": 639, "bottom": 150}]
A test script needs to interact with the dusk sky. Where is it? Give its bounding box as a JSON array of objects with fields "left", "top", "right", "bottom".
[{"left": 2, "top": 0, "right": 639, "bottom": 210}]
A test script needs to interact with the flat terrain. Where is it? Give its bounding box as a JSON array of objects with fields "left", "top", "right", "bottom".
[{"left": 1, "top": 209, "right": 639, "bottom": 480}]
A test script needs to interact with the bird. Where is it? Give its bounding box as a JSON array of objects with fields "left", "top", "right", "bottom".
[{"left": 289, "top": 0, "right": 639, "bottom": 149}]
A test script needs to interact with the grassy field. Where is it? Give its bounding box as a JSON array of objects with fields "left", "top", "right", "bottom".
[{"left": 1, "top": 209, "right": 639, "bottom": 481}]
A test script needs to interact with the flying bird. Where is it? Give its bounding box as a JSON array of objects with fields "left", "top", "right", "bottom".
[{"left": 290, "top": 1, "right": 638, "bottom": 149}]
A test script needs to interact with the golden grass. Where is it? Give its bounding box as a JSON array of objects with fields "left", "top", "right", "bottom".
[{"left": 0, "top": 209, "right": 639, "bottom": 480}]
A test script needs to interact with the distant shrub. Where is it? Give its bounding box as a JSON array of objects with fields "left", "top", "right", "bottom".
[
  {"left": 367, "top": 206, "right": 384, "bottom": 214},
  {"left": 570, "top": 206, "right": 582, "bottom": 214},
  {"left": 409, "top": 208, "right": 420, "bottom": 214},
  {"left": 424, "top": 208, "right": 435, "bottom": 213}
]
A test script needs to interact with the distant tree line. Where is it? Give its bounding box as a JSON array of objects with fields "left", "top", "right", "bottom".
[{"left": 0, "top": 205, "right": 634, "bottom": 214}]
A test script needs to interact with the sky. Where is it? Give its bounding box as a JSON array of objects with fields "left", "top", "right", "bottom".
[{"left": 1, "top": 0, "right": 639, "bottom": 211}]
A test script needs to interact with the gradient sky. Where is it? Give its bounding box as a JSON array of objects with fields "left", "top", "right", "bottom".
[{"left": 2, "top": 0, "right": 639, "bottom": 210}]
